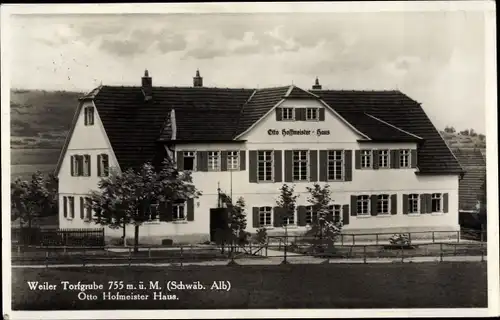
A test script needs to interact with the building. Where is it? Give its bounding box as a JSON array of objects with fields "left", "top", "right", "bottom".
[{"left": 55, "top": 70, "right": 464, "bottom": 244}]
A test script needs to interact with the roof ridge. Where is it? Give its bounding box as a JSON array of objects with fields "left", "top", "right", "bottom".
[
  {"left": 233, "top": 89, "right": 258, "bottom": 138},
  {"left": 364, "top": 113, "right": 424, "bottom": 140},
  {"left": 286, "top": 85, "right": 320, "bottom": 99}
]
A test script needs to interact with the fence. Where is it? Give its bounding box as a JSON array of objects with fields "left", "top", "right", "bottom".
[{"left": 11, "top": 227, "right": 105, "bottom": 246}]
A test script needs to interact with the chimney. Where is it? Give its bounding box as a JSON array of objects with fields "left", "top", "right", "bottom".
[
  {"left": 311, "top": 77, "right": 322, "bottom": 90},
  {"left": 193, "top": 69, "right": 203, "bottom": 87},
  {"left": 142, "top": 69, "right": 152, "bottom": 101}
]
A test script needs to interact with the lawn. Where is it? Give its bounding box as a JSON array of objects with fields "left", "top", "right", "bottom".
[{"left": 11, "top": 262, "right": 487, "bottom": 309}]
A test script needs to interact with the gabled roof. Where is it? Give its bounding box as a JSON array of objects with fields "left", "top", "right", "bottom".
[
  {"left": 459, "top": 168, "right": 486, "bottom": 211},
  {"left": 64, "top": 84, "right": 463, "bottom": 175},
  {"left": 451, "top": 148, "right": 486, "bottom": 168}
]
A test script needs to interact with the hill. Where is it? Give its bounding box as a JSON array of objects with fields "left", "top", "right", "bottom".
[{"left": 440, "top": 130, "right": 486, "bottom": 153}]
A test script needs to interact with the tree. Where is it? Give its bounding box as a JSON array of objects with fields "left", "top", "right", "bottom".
[
  {"left": 275, "top": 184, "right": 299, "bottom": 264},
  {"left": 444, "top": 126, "right": 456, "bottom": 133},
  {"left": 218, "top": 193, "right": 249, "bottom": 254},
  {"left": 11, "top": 171, "right": 54, "bottom": 229},
  {"left": 89, "top": 158, "right": 201, "bottom": 252},
  {"left": 305, "top": 183, "right": 342, "bottom": 251}
]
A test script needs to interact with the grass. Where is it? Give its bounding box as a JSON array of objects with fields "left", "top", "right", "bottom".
[{"left": 11, "top": 262, "right": 487, "bottom": 309}]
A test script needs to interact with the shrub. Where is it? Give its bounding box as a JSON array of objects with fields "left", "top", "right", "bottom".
[
  {"left": 389, "top": 234, "right": 411, "bottom": 246},
  {"left": 162, "top": 239, "right": 174, "bottom": 246},
  {"left": 254, "top": 227, "right": 268, "bottom": 244}
]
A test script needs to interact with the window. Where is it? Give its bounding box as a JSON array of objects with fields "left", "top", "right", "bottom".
[
  {"left": 82, "top": 155, "right": 91, "bottom": 176},
  {"left": 378, "top": 150, "right": 390, "bottom": 168},
  {"left": 293, "top": 150, "right": 309, "bottom": 181},
  {"left": 257, "top": 151, "right": 273, "bottom": 182},
  {"left": 149, "top": 202, "right": 160, "bottom": 221},
  {"left": 361, "top": 150, "right": 372, "bottom": 168},
  {"left": 327, "top": 150, "right": 343, "bottom": 181},
  {"left": 357, "top": 195, "right": 370, "bottom": 216},
  {"left": 84, "top": 107, "right": 94, "bottom": 126},
  {"left": 183, "top": 151, "right": 196, "bottom": 171},
  {"left": 172, "top": 202, "right": 186, "bottom": 221},
  {"left": 66, "top": 196, "right": 75, "bottom": 219},
  {"left": 208, "top": 151, "right": 220, "bottom": 171},
  {"left": 408, "top": 194, "right": 419, "bottom": 214},
  {"left": 377, "top": 195, "right": 390, "bottom": 215},
  {"left": 306, "top": 108, "right": 319, "bottom": 121},
  {"left": 227, "top": 151, "right": 239, "bottom": 170},
  {"left": 84, "top": 197, "right": 92, "bottom": 221},
  {"left": 259, "top": 206, "right": 272, "bottom": 227},
  {"left": 282, "top": 108, "right": 295, "bottom": 121},
  {"left": 305, "top": 206, "right": 317, "bottom": 225},
  {"left": 71, "top": 155, "right": 90, "bottom": 177},
  {"left": 328, "top": 205, "right": 342, "bottom": 223},
  {"left": 98, "top": 154, "right": 109, "bottom": 177},
  {"left": 400, "top": 149, "right": 410, "bottom": 168},
  {"left": 431, "top": 193, "right": 442, "bottom": 213},
  {"left": 282, "top": 209, "right": 295, "bottom": 226}
]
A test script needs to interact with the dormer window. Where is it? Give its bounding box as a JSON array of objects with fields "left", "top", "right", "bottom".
[
  {"left": 84, "top": 107, "right": 95, "bottom": 126},
  {"left": 282, "top": 108, "right": 295, "bottom": 121},
  {"left": 306, "top": 108, "right": 319, "bottom": 121}
]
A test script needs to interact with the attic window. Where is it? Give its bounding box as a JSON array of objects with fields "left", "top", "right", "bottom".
[
  {"left": 84, "top": 107, "right": 95, "bottom": 126},
  {"left": 306, "top": 108, "right": 319, "bottom": 121},
  {"left": 282, "top": 108, "right": 295, "bottom": 121},
  {"left": 183, "top": 151, "right": 196, "bottom": 171}
]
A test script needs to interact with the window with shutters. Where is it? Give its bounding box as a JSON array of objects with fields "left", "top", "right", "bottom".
[
  {"left": 257, "top": 151, "right": 273, "bottom": 182},
  {"left": 327, "top": 150, "right": 343, "bottom": 181},
  {"left": 293, "top": 150, "right": 309, "bottom": 181},
  {"left": 378, "top": 150, "right": 390, "bottom": 168},
  {"left": 172, "top": 202, "right": 186, "bottom": 221},
  {"left": 305, "top": 206, "right": 317, "bottom": 225},
  {"left": 431, "top": 193, "right": 442, "bottom": 213},
  {"left": 377, "top": 195, "right": 390, "bottom": 215},
  {"left": 98, "top": 154, "right": 109, "bottom": 177},
  {"left": 84, "top": 107, "right": 95, "bottom": 126},
  {"left": 282, "top": 209, "right": 295, "bottom": 226},
  {"left": 306, "top": 108, "right": 319, "bottom": 121},
  {"left": 400, "top": 149, "right": 410, "bottom": 168},
  {"left": 64, "top": 196, "right": 75, "bottom": 219},
  {"left": 71, "top": 156, "right": 81, "bottom": 176},
  {"left": 356, "top": 195, "right": 370, "bottom": 216},
  {"left": 82, "top": 155, "right": 91, "bottom": 176},
  {"left": 282, "top": 108, "right": 295, "bottom": 121},
  {"left": 148, "top": 202, "right": 160, "bottom": 222},
  {"left": 208, "top": 151, "right": 220, "bottom": 171},
  {"left": 408, "top": 194, "right": 419, "bottom": 214},
  {"left": 328, "top": 205, "right": 342, "bottom": 223},
  {"left": 361, "top": 150, "right": 372, "bottom": 168},
  {"left": 259, "top": 206, "right": 272, "bottom": 227},
  {"left": 227, "top": 151, "right": 239, "bottom": 170},
  {"left": 183, "top": 151, "right": 196, "bottom": 171}
]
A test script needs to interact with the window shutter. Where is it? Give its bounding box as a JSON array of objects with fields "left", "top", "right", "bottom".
[
  {"left": 370, "top": 195, "right": 378, "bottom": 216},
  {"left": 249, "top": 151, "right": 257, "bottom": 183},
  {"left": 97, "top": 154, "right": 101, "bottom": 177},
  {"left": 391, "top": 194, "right": 397, "bottom": 215},
  {"left": 344, "top": 150, "right": 352, "bottom": 181},
  {"left": 319, "top": 150, "right": 328, "bottom": 182},
  {"left": 326, "top": 209, "right": 333, "bottom": 222},
  {"left": 70, "top": 156, "right": 75, "bottom": 176},
  {"left": 319, "top": 108, "right": 325, "bottom": 121},
  {"left": 88, "top": 155, "right": 91, "bottom": 176},
  {"left": 80, "top": 197, "right": 84, "bottom": 219},
  {"left": 221, "top": 151, "right": 228, "bottom": 172},
  {"left": 77, "top": 155, "right": 84, "bottom": 176},
  {"left": 297, "top": 206, "right": 307, "bottom": 226},
  {"left": 90, "top": 108, "right": 94, "bottom": 125},
  {"left": 276, "top": 108, "right": 283, "bottom": 121},
  {"left": 239, "top": 150, "right": 246, "bottom": 171},
  {"left": 187, "top": 198, "right": 195, "bottom": 221},
  {"left": 284, "top": 150, "right": 293, "bottom": 182},
  {"left": 63, "top": 197, "right": 67, "bottom": 218},
  {"left": 84, "top": 109, "right": 88, "bottom": 125},
  {"left": 176, "top": 151, "right": 184, "bottom": 170},
  {"left": 309, "top": 150, "right": 318, "bottom": 182},
  {"left": 420, "top": 194, "right": 427, "bottom": 214},
  {"left": 373, "top": 150, "right": 379, "bottom": 170},
  {"left": 166, "top": 202, "right": 174, "bottom": 222},
  {"left": 443, "top": 193, "right": 449, "bottom": 213},
  {"left": 273, "top": 150, "right": 282, "bottom": 182},
  {"left": 252, "top": 207, "right": 259, "bottom": 228},
  {"left": 296, "top": 108, "right": 305, "bottom": 121},
  {"left": 103, "top": 154, "right": 109, "bottom": 176},
  {"left": 342, "top": 205, "right": 349, "bottom": 225},
  {"left": 197, "top": 151, "right": 208, "bottom": 172},
  {"left": 355, "top": 150, "right": 361, "bottom": 169},
  {"left": 391, "top": 150, "right": 400, "bottom": 169},
  {"left": 70, "top": 197, "right": 75, "bottom": 218},
  {"left": 273, "top": 207, "right": 281, "bottom": 227},
  {"left": 402, "top": 194, "right": 409, "bottom": 214},
  {"left": 426, "top": 194, "right": 432, "bottom": 213},
  {"left": 350, "top": 195, "right": 357, "bottom": 216},
  {"left": 411, "top": 149, "right": 418, "bottom": 168}
]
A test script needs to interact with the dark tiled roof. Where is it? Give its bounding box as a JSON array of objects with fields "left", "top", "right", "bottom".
[
  {"left": 459, "top": 168, "right": 486, "bottom": 210},
  {"left": 340, "top": 111, "right": 422, "bottom": 142},
  {"left": 286, "top": 86, "right": 319, "bottom": 99},
  {"left": 317, "top": 90, "right": 463, "bottom": 174},
  {"left": 451, "top": 148, "right": 486, "bottom": 168},
  {"left": 235, "top": 86, "right": 289, "bottom": 136}
]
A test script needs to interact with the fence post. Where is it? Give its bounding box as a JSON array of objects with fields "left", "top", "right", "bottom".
[
  {"left": 148, "top": 247, "right": 151, "bottom": 261},
  {"left": 454, "top": 243, "right": 457, "bottom": 256},
  {"left": 341, "top": 234, "right": 344, "bottom": 246},
  {"left": 440, "top": 243, "right": 443, "bottom": 262},
  {"left": 45, "top": 251, "right": 48, "bottom": 268},
  {"left": 180, "top": 244, "right": 183, "bottom": 268},
  {"left": 128, "top": 247, "right": 131, "bottom": 266},
  {"left": 363, "top": 245, "right": 366, "bottom": 264},
  {"left": 376, "top": 234, "right": 379, "bottom": 245},
  {"left": 481, "top": 242, "right": 484, "bottom": 262},
  {"left": 432, "top": 232, "right": 435, "bottom": 243},
  {"left": 480, "top": 227, "right": 484, "bottom": 243},
  {"left": 352, "top": 234, "right": 355, "bottom": 246},
  {"left": 17, "top": 245, "right": 20, "bottom": 254},
  {"left": 401, "top": 245, "right": 404, "bottom": 263},
  {"left": 456, "top": 231, "right": 459, "bottom": 243},
  {"left": 408, "top": 233, "right": 412, "bottom": 244}
]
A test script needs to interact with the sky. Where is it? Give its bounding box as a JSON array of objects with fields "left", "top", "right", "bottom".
[{"left": 9, "top": 10, "right": 488, "bottom": 133}]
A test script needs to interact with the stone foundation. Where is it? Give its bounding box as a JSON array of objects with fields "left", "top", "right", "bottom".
[{"left": 105, "top": 233, "right": 210, "bottom": 246}]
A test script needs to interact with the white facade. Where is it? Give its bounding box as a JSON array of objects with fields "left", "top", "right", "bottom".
[{"left": 58, "top": 97, "right": 460, "bottom": 244}]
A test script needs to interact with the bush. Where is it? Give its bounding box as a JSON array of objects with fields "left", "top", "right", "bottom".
[
  {"left": 254, "top": 228, "right": 268, "bottom": 244},
  {"left": 162, "top": 239, "right": 174, "bottom": 246},
  {"left": 389, "top": 234, "right": 411, "bottom": 246}
]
